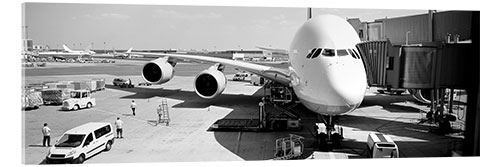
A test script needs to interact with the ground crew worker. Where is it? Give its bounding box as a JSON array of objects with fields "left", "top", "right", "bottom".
[
  {"left": 115, "top": 117, "right": 123, "bottom": 138},
  {"left": 41, "top": 123, "right": 51, "bottom": 147},
  {"left": 157, "top": 105, "right": 163, "bottom": 123},
  {"left": 130, "top": 100, "right": 136, "bottom": 116}
]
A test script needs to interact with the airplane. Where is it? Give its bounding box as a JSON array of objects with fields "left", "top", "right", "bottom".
[
  {"left": 62, "top": 44, "right": 96, "bottom": 55},
  {"left": 112, "top": 48, "right": 144, "bottom": 59},
  {"left": 36, "top": 44, "right": 95, "bottom": 60},
  {"left": 255, "top": 45, "right": 289, "bottom": 55},
  {"left": 130, "top": 14, "right": 367, "bottom": 119}
]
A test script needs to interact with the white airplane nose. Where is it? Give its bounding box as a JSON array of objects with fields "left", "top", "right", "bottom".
[{"left": 326, "top": 63, "right": 366, "bottom": 107}]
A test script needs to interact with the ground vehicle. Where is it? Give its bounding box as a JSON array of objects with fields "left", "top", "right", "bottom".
[
  {"left": 232, "top": 72, "right": 249, "bottom": 81},
  {"left": 41, "top": 88, "right": 71, "bottom": 105},
  {"left": 46, "top": 122, "right": 115, "bottom": 164},
  {"left": 250, "top": 74, "right": 265, "bottom": 86},
  {"left": 367, "top": 132, "right": 399, "bottom": 158},
  {"left": 112, "top": 78, "right": 134, "bottom": 88},
  {"left": 22, "top": 90, "right": 43, "bottom": 110},
  {"left": 61, "top": 90, "right": 96, "bottom": 111}
]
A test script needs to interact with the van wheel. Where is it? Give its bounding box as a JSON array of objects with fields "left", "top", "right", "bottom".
[
  {"left": 105, "top": 141, "right": 112, "bottom": 151},
  {"left": 86, "top": 102, "right": 92, "bottom": 108},
  {"left": 74, "top": 154, "right": 85, "bottom": 164},
  {"left": 73, "top": 105, "right": 79, "bottom": 111}
]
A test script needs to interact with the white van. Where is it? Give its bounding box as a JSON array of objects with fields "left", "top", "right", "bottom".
[
  {"left": 46, "top": 122, "right": 115, "bottom": 164},
  {"left": 367, "top": 132, "right": 399, "bottom": 158}
]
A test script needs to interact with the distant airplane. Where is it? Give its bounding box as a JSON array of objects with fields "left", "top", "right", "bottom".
[
  {"left": 37, "top": 44, "right": 95, "bottom": 59},
  {"left": 255, "top": 45, "right": 289, "bottom": 55},
  {"left": 62, "top": 44, "right": 96, "bottom": 55},
  {"left": 113, "top": 48, "right": 143, "bottom": 59},
  {"left": 132, "top": 14, "right": 367, "bottom": 118}
]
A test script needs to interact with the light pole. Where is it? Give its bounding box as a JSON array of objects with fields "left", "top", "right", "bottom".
[{"left": 104, "top": 42, "right": 106, "bottom": 54}]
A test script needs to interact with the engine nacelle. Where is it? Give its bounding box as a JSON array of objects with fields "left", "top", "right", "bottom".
[
  {"left": 142, "top": 58, "right": 174, "bottom": 84},
  {"left": 409, "top": 89, "right": 432, "bottom": 104},
  {"left": 194, "top": 69, "right": 227, "bottom": 99}
]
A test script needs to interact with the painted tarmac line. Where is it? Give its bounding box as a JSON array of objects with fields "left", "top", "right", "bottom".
[{"left": 93, "top": 107, "right": 149, "bottom": 124}]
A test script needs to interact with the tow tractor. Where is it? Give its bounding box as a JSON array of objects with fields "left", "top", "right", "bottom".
[{"left": 61, "top": 90, "right": 96, "bottom": 111}]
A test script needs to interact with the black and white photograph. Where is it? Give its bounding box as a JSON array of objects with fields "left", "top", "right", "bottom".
[{"left": 7, "top": 0, "right": 491, "bottom": 166}]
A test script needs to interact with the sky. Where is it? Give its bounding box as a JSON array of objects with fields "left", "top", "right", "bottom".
[{"left": 23, "top": 3, "right": 429, "bottom": 51}]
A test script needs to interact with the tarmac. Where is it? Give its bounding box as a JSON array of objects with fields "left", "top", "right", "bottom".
[{"left": 21, "top": 60, "right": 465, "bottom": 164}]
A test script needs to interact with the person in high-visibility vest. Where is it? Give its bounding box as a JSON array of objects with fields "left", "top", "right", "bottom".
[{"left": 157, "top": 105, "right": 162, "bottom": 122}]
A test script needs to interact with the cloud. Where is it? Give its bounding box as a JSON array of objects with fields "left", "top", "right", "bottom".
[
  {"left": 152, "top": 9, "right": 221, "bottom": 20},
  {"left": 72, "top": 13, "right": 130, "bottom": 20}
]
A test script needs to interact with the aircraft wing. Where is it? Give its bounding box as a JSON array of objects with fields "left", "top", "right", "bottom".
[{"left": 130, "top": 51, "right": 292, "bottom": 86}]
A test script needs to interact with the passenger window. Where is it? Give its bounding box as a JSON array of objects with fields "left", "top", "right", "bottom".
[
  {"left": 311, "top": 48, "right": 322, "bottom": 58},
  {"left": 322, "top": 49, "right": 335, "bottom": 57},
  {"left": 84, "top": 133, "right": 93, "bottom": 146},
  {"left": 306, "top": 48, "right": 317, "bottom": 59},
  {"left": 82, "top": 92, "right": 88, "bottom": 98},
  {"left": 337, "top": 49, "right": 349, "bottom": 56}
]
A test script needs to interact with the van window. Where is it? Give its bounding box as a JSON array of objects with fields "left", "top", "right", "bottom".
[
  {"left": 94, "top": 125, "right": 111, "bottom": 139},
  {"left": 82, "top": 92, "right": 88, "bottom": 98},
  {"left": 55, "top": 134, "right": 85, "bottom": 148},
  {"left": 84, "top": 133, "right": 94, "bottom": 146}
]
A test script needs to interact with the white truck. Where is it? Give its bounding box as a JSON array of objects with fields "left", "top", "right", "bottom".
[
  {"left": 250, "top": 74, "right": 265, "bottom": 86},
  {"left": 367, "top": 132, "right": 399, "bottom": 158},
  {"left": 61, "top": 90, "right": 96, "bottom": 111}
]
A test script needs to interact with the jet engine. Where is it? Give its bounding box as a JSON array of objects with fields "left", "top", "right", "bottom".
[
  {"left": 194, "top": 69, "right": 227, "bottom": 99},
  {"left": 141, "top": 58, "right": 175, "bottom": 84},
  {"left": 409, "top": 89, "right": 432, "bottom": 104}
]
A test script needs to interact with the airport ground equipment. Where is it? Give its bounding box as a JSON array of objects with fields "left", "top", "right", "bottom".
[
  {"left": 273, "top": 134, "right": 304, "bottom": 160},
  {"left": 208, "top": 81, "right": 301, "bottom": 131},
  {"left": 61, "top": 90, "right": 96, "bottom": 111},
  {"left": 92, "top": 78, "right": 106, "bottom": 91},
  {"left": 22, "top": 90, "right": 43, "bottom": 110},
  {"left": 157, "top": 98, "right": 170, "bottom": 126},
  {"left": 250, "top": 75, "right": 265, "bottom": 86},
  {"left": 41, "top": 88, "right": 71, "bottom": 105},
  {"left": 112, "top": 78, "right": 134, "bottom": 88},
  {"left": 366, "top": 132, "right": 399, "bottom": 158},
  {"left": 232, "top": 72, "right": 249, "bottom": 81}
]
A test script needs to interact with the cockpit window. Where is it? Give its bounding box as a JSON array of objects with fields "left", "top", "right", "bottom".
[
  {"left": 311, "top": 48, "right": 322, "bottom": 59},
  {"left": 354, "top": 49, "right": 362, "bottom": 59},
  {"left": 306, "top": 48, "right": 317, "bottom": 59},
  {"left": 322, "top": 49, "right": 335, "bottom": 57},
  {"left": 348, "top": 49, "right": 357, "bottom": 59},
  {"left": 337, "top": 49, "right": 349, "bottom": 56}
]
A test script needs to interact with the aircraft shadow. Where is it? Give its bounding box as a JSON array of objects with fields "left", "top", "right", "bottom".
[
  {"left": 211, "top": 94, "right": 462, "bottom": 160},
  {"left": 360, "top": 93, "right": 424, "bottom": 113}
]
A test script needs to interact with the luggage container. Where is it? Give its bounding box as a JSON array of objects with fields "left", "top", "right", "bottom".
[
  {"left": 92, "top": 78, "right": 106, "bottom": 91},
  {"left": 45, "top": 82, "right": 60, "bottom": 89},
  {"left": 56, "top": 83, "right": 75, "bottom": 90},
  {"left": 84, "top": 80, "right": 97, "bottom": 92},
  {"left": 41, "top": 89, "right": 71, "bottom": 105},
  {"left": 22, "top": 90, "right": 43, "bottom": 110},
  {"left": 367, "top": 132, "right": 399, "bottom": 158},
  {"left": 72, "top": 82, "right": 86, "bottom": 90}
]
